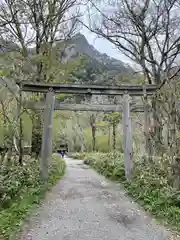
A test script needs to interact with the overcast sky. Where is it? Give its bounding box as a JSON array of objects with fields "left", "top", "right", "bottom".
[{"left": 80, "top": 26, "right": 133, "bottom": 65}]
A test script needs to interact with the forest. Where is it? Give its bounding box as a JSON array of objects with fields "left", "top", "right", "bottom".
[{"left": 0, "top": 0, "right": 180, "bottom": 239}]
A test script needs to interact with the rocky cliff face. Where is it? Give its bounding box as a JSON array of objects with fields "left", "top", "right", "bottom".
[
  {"left": 0, "top": 33, "right": 134, "bottom": 88},
  {"left": 0, "top": 33, "right": 134, "bottom": 75},
  {"left": 61, "top": 33, "right": 134, "bottom": 75}
]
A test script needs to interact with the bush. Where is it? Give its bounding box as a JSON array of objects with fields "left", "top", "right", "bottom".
[
  {"left": 0, "top": 154, "right": 66, "bottom": 239},
  {"left": 74, "top": 152, "right": 180, "bottom": 232},
  {"left": 0, "top": 159, "right": 39, "bottom": 209}
]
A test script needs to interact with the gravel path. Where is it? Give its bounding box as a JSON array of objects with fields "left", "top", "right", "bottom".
[{"left": 21, "top": 157, "right": 177, "bottom": 240}]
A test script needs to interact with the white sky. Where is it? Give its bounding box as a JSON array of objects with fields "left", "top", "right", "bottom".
[
  {"left": 78, "top": 1, "right": 134, "bottom": 66},
  {"left": 80, "top": 26, "right": 133, "bottom": 65}
]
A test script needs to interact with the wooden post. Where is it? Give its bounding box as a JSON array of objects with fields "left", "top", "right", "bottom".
[
  {"left": 40, "top": 90, "right": 55, "bottom": 181},
  {"left": 123, "top": 93, "right": 133, "bottom": 181}
]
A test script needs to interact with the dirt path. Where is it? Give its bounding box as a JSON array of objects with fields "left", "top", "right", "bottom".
[{"left": 21, "top": 157, "right": 177, "bottom": 240}]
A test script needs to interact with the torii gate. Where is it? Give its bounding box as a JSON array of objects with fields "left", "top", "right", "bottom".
[{"left": 21, "top": 82, "right": 158, "bottom": 181}]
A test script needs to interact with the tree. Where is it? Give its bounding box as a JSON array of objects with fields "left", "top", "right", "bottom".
[
  {"left": 83, "top": 0, "right": 180, "bottom": 157},
  {"left": 103, "top": 112, "right": 121, "bottom": 150},
  {"left": 0, "top": 51, "right": 28, "bottom": 163},
  {"left": 0, "top": 0, "right": 82, "bottom": 157},
  {"left": 85, "top": 0, "right": 180, "bottom": 84},
  {"left": 89, "top": 113, "right": 96, "bottom": 151},
  {"left": 71, "top": 54, "right": 104, "bottom": 83}
]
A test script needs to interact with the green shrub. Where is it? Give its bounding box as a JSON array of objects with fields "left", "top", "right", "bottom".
[
  {"left": 0, "top": 154, "right": 66, "bottom": 239},
  {"left": 74, "top": 152, "right": 180, "bottom": 232},
  {"left": 0, "top": 159, "right": 39, "bottom": 209}
]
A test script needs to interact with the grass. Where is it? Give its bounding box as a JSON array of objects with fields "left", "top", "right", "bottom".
[
  {"left": 0, "top": 154, "right": 66, "bottom": 239},
  {"left": 73, "top": 151, "right": 180, "bottom": 233}
]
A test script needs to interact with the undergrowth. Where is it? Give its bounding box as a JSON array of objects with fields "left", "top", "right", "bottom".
[
  {"left": 0, "top": 154, "right": 66, "bottom": 239},
  {"left": 73, "top": 151, "right": 180, "bottom": 232},
  {"left": 70, "top": 152, "right": 87, "bottom": 159}
]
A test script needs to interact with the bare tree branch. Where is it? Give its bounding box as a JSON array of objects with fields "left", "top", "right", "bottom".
[{"left": 83, "top": 0, "right": 180, "bottom": 84}]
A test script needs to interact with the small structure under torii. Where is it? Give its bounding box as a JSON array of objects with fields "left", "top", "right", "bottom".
[{"left": 21, "top": 82, "right": 158, "bottom": 182}]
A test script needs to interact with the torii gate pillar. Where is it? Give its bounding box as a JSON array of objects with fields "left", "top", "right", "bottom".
[
  {"left": 40, "top": 90, "right": 55, "bottom": 181},
  {"left": 123, "top": 93, "right": 133, "bottom": 181}
]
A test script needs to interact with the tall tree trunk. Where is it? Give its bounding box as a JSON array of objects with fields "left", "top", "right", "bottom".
[
  {"left": 31, "top": 110, "right": 42, "bottom": 158},
  {"left": 31, "top": 42, "right": 44, "bottom": 158},
  {"left": 80, "top": 128, "right": 85, "bottom": 152},
  {"left": 112, "top": 122, "right": 116, "bottom": 150},
  {"left": 1, "top": 102, "right": 7, "bottom": 163},
  {"left": 163, "top": 119, "right": 169, "bottom": 149},
  {"left": 168, "top": 98, "right": 176, "bottom": 158},
  {"left": 31, "top": 93, "right": 44, "bottom": 158},
  {"left": 144, "top": 96, "right": 153, "bottom": 162},
  {"left": 151, "top": 96, "right": 163, "bottom": 155},
  {"left": 90, "top": 114, "right": 96, "bottom": 151},
  {"left": 108, "top": 125, "right": 111, "bottom": 151},
  {"left": 7, "top": 143, "right": 13, "bottom": 162},
  {"left": 19, "top": 115, "right": 23, "bottom": 164},
  {"left": 91, "top": 124, "right": 96, "bottom": 151},
  {"left": 168, "top": 88, "right": 180, "bottom": 188},
  {"left": 18, "top": 88, "right": 23, "bottom": 164}
]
